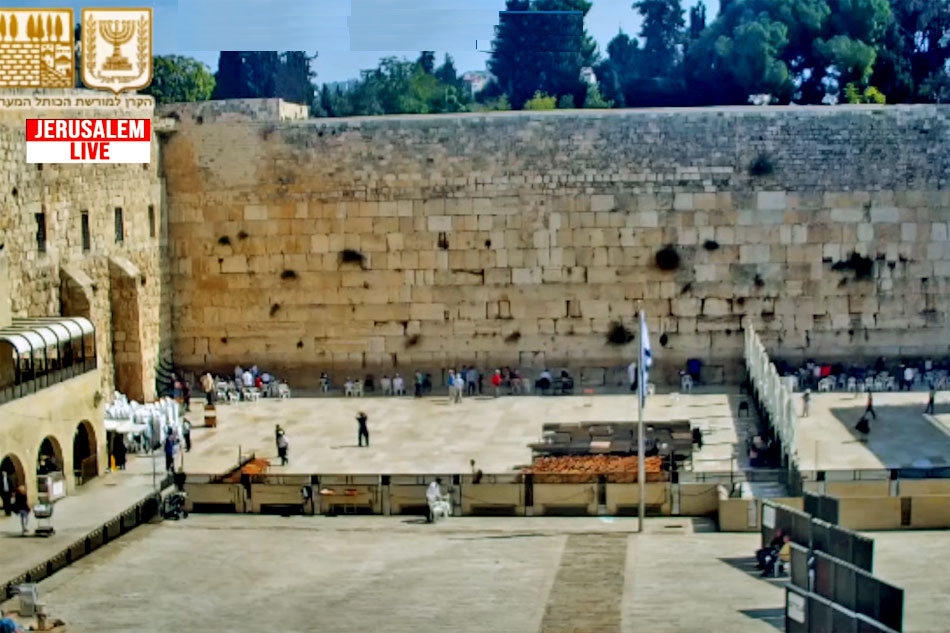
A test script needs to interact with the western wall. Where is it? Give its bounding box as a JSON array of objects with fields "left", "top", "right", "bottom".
[{"left": 161, "top": 103, "right": 950, "bottom": 385}]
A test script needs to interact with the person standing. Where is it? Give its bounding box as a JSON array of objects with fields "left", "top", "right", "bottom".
[
  {"left": 453, "top": 372, "right": 465, "bottom": 403},
  {"left": 201, "top": 371, "right": 215, "bottom": 405},
  {"left": 182, "top": 418, "right": 192, "bottom": 452},
  {"left": 277, "top": 432, "right": 289, "bottom": 466},
  {"left": 628, "top": 360, "right": 638, "bottom": 393},
  {"left": 426, "top": 478, "right": 443, "bottom": 523},
  {"left": 492, "top": 369, "right": 502, "bottom": 397},
  {"left": 0, "top": 472, "right": 12, "bottom": 517},
  {"left": 164, "top": 433, "right": 176, "bottom": 472},
  {"left": 113, "top": 433, "right": 127, "bottom": 470},
  {"left": 356, "top": 411, "right": 369, "bottom": 447},
  {"left": 466, "top": 367, "right": 478, "bottom": 396},
  {"left": 414, "top": 371, "right": 423, "bottom": 398},
  {"left": 925, "top": 381, "right": 936, "bottom": 414},
  {"left": 802, "top": 389, "right": 811, "bottom": 418},
  {"left": 274, "top": 425, "right": 284, "bottom": 454},
  {"left": 864, "top": 390, "right": 877, "bottom": 419},
  {"left": 13, "top": 485, "right": 30, "bottom": 535},
  {"left": 903, "top": 364, "right": 915, "bottom": 391},
  {"left": 447, "top": 370, "right": 457, "bottom": 402}
]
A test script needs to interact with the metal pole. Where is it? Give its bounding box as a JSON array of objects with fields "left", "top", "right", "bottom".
[{"left": 638, "top": 310, "right": 646, "bottom": 533}]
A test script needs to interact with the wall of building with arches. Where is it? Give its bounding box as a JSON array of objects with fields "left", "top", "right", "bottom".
[{"left": 0, "top": 369, "right": 104, "bottom": 505}]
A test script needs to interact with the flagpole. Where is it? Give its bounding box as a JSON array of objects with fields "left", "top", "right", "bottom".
[{"left": 638, "top": 310, "right": 645, "bottom": 533}]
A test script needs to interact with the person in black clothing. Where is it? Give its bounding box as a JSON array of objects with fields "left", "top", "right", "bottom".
[
  {"left": 0, "top": 472, "right": 12, "bottom": 517},
  {"left": 356, "top": 411, "right": 369, "bottom": 447},
  {"left": 925, "top": 382, "right": 936, "bottom": 414},
  {"left": 113, "top": 433, "right": 127, "bottom": 470},
  {"left": 756, "top": 529, "right": 785, "bottom": 569},
  {"left": 13, "top": 485, "right": 30, "bottom": 535},
  {"left": 864, "top": 391, "right": 876, "bottom": 419},
  {"left": 164, "top": 434, "right": 176, "bottom": 472}
]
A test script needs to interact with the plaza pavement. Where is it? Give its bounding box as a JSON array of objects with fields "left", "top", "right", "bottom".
[
  {"left": 180, "top": 388, "right": 950, "bottom": 477},
  {"left": 21, "top": 514, "right": 950, "bottom": 633}
]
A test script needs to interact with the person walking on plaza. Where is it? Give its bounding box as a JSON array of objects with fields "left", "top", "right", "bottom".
[
  {"left": 12, "top": 485, "right": 30, "bottom": 535},
  {"left": 447, "top": 370, "right": 457, "bottom": 402},
  {"left": 356, "top": 411, "right": 369, "bottom": 447},
  {"left": 466, "top": 366, "right": 478, "bottom": 396},
  {"left": 182, "top": 418, "right": 192, "bottom": 452},
  {"left": 864, "top": 390, "right": 877, "bottom": 419},
  {"left": 802, "top": 389, "right": 811, "bottom": 418},
  {"left": 453, "top": 372, "right": 465, "bottom": 403},
  {"left": 201, "top": 371, "right": 215, "bottom": 405},
  {"left": 925, "top": 381, "right": 936, "bottom": 415},
  {"left": 164, "top": 433, "right": 176, "bottom": 472},
  {"left": 277, "top": 432, "right": 289, "bottom": 466},
  {"left": 1, "top": 471, "right": 12, "bottom": 517},
  {"left": 414, "top": 371, "right": 424, "bottom": 398}
]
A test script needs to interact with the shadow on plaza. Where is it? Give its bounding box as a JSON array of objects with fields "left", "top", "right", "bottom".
[
  {"left": 827, "top": 402, "right": 950, "bottom": 469},
  {"left": 718, "top": 557, "right": 787, "bottom": 631}
]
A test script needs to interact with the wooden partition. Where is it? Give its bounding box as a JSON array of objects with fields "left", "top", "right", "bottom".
[
  {"left": 388, "top": 475, "right": 457, "bottom": 516},
  {"left": 531, "top": 483, "right": 597, "bottom": 516},
  {"left": 184, "top": 483, "right": 245, "bottom": 513},
  {"left": 318, "top": 474, "right": 383, "bottom": 515},
  {"left": 718, "top": 492, "right": 805, "bottom": 532},
  {"left": 909, "top": 495, "right": 950, "bottom": 528},
  {"left": 460, "top": 474, "right": 524, "bottom": 516},
  {"left": 605, "top": 483, "right": 671, "bottom": 516},
  {"left": 836, "top": 497, "right": 902, "bottom": 531},
  {"left": 678, "top": 483, "right": 720, "bottom": 516}
]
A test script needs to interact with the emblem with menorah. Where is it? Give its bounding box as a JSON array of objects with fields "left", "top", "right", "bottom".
[{"left": 99, "top": 20, "right": 135, "bottom": 72}]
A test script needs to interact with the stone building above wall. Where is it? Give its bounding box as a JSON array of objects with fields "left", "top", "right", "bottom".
[{"left": 158, "top": 98, "right": 309, "bottom": 124}]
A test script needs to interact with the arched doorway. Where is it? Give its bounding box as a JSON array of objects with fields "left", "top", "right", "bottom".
[
  {"left": 37, "top": 436, "right": 64, "bottom": 476},
  {"left": 1, "top": 453, "right": 26, "bottom": 515},
  {"left": 73, "top": 421, "right": 97, "bottom": 485}
]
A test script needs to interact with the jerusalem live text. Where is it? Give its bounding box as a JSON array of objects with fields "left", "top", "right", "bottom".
[{"left": 25, "top": 119, "right": 152, "bottom": 164}]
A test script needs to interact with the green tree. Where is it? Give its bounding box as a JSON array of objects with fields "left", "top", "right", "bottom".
[
  {"left": 523, "top": 90, "right": 557, "bottom": 109},
  {"left": 211, "top": 51, "right": 317, "bottom": 107},
  {"left": 688, "top": 2, "right": 706, "bottom": 40},
  {"left": 594, "top": 31, "right": 640, "bottom": 106},
  {"left": 486, "top": 0, "right": 598, "bottom": 109},
  {"left": 635, "top": 0, "right": 686, "bottom": 78},
  {"left": 142, "top": 55, "right": 215, "bottom": 105},
  {"left": 434, "top": 54, "right": 458, "bottom": 85},
  {"left": 874, "top": 0, "right": 950, "bottom": 103},
  {"left": 583, "top": 82, "right": 613, "bottom": 107},
  {"left": 417, "top": 51, "right": 436, "bottom": 74},
  {"left": 684, "top": 0, "right": 893, "bottom": 105}
]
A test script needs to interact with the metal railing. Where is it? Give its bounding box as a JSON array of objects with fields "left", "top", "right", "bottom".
[{"left": 0, "top": 357, "right": 96, "bottom": 406}]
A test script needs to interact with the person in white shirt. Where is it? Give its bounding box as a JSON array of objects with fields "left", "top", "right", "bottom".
[
  {"left": 392, "top": 374, "right": 405, "bottom": 395},
  {"left": 447, "top": 370, "right": 457, "bottom": 401},
  {"left": 453, "top": 373, "right": 465, "bottom": 403},
  {"left": 242, "top": 370, "right": 254, "bottom": 388},
  {"left": 380, "top": 375, "right": 392, "bottom": 395},
  {"left": 903, "top": 365, "right": 915, "bottom": 391},
  {"left": 344, "top": 378, "right": 355, "bottom": 396},
  {"left": 426, "top": 478, "right": 443, "bottom": 523}
]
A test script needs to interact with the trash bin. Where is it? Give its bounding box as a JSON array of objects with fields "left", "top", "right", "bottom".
[{"left": 17, "top": 583, "right": 38, "bottom": 616}]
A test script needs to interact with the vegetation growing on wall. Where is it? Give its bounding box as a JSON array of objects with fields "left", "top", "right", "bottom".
[{"left": 606, "top": 321, "right": 634, "bottom": 346}]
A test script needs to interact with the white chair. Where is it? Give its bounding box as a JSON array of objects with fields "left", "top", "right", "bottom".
[
  {"left": 818, "top": 377, "right": 834, "bottom": 392},
  {"left": 680, "top": 374, "right": 693, "bottom": 393},
  {"left": 647, "top": 383, "right": 656, "bottom": 396},
  {"left": 227, "top": 390, "right": 240, "bottom": 403},
  {"left": 846, "top": 377, "right": 857, "bottom": 392},
  {"left": 243, "top": 388, "right": 260, "bottom": 402},
  {"left": 354, "top": 380, "right": 364, "bottom": 397},
  {"left": 278, "top": 383, "right": 291, "bottom": 399}
]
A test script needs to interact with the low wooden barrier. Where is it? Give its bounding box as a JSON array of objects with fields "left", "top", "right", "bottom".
[{"left": 605, "top": 483, "right": 671, "bottom": 516}]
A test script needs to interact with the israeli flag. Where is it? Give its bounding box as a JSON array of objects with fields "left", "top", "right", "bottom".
[{"left": 639, "top": 311, "right": 652, "bottom": 410}]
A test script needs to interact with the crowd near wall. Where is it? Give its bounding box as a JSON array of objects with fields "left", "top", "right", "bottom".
[
  {"left": 0, "top": 90, "right": 169, "bottom": 401},
  {"left": 161, "top": 103, "right": 950, "bottom": 385}
]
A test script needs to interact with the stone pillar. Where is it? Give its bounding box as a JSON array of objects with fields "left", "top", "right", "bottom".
[
  {"left": 0, "top": 253, "right": 10, "bottom": 328},
  {"left": 109, "top": 257, "right": 150, "bottom": 402}
]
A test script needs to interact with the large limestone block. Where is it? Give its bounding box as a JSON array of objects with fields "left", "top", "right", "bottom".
[
  {"left": 411, "top": 303, "right": 446, "bottom": 321},
  {"left": 757, "top": 191, "right": 787, "bottom": 211}
]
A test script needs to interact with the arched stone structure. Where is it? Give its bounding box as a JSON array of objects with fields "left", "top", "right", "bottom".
[
  {"left": 37, "top": 435, "right": 64, "bottom": 473},
  {"left": 73, "top": 420, "right": 97, "bottom": 485},
  {"left": 0, "top": 453, "right": 26, "bottom": 488}
]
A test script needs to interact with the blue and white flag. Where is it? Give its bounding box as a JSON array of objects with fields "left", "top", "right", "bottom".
[{"left": 639, "top": 311, "right": 652, "bottom": 410}]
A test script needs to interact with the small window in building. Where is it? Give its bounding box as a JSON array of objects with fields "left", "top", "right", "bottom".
[
  {"left": 35, "top": 212, "right": 46, "bottom": 253},
  {"left": 114, "top": 207, "right": 124, "bottom": 243},
  {"left": 81, "top": 211, "right": 90, "bottom": 251},
  {"left": 148, "top": 204, "right": 155, "bottom": 238}
]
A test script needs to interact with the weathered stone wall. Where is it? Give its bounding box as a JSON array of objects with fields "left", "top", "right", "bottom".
[
  {"left": 162, "top": 105, "right": 950, "bottom": 384},
  {"left": 0, "top": 90, "right": 170, "bottom": 398}
]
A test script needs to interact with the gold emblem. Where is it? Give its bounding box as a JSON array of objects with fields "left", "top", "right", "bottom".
[
  {"left": 0, "top": 8, "right": 74, "bottom": 88},
  {"left": 81, "top": 8, "right": 151, "bottom": 94}
]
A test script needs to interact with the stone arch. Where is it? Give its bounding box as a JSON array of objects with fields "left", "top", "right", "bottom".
[
  {"left": 73, "top": 420, "right": 98, "bottom": 485},
  {"left": 37, "top": 435, "right": 64, "bottom": 475},
  {"left": 0, "top": 453, "right": 26, "bottom": 489}
]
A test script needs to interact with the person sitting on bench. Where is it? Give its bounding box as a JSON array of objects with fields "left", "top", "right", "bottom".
[
  {"left": 756, "top": 530, "right": 785, "bottom": 569},
  {"left": 535, "top": 369, "right": 552, "bottom": 393},
  {"left": 559, "top": 370, "right": 574, "bottom": 394},
  {"left": 762, "top": 535, "right": 791, "bottom": 577}
]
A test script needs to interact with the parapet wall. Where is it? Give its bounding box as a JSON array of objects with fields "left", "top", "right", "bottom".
[{"left": 162, "top": 105, "right": 950, "bottom": 384}]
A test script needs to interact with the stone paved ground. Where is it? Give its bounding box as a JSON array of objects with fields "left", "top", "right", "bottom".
[
  {"left": 181, "top": 389, "right": 950, "bottom": 477},
  {"left": 24, "top": 516, "right": 947, "bottom": 633}
]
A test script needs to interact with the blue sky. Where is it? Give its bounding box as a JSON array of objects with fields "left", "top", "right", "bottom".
[{"left": 7, "top": 0, "right": 719, "bottom": 83}]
